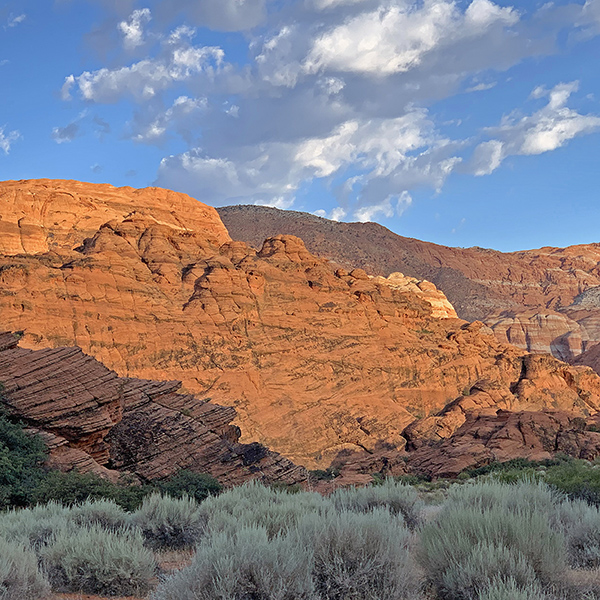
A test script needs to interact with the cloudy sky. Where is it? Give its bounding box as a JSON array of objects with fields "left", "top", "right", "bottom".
[{"left": 1, "top": 0, "right": 600, "bottom": 250}]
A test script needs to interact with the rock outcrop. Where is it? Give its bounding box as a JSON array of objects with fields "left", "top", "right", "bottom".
[
  {"left": 0, "top": 331, "right": 305, "bottom": 486},
  {"left": 406, "top": 410, "right": 600, "bottom": 479},
  {"left": 4, "top": 179, "right": 600, "bottom": 472},
  {"left": 218, "top": 205, "right": 600, "bottom": 363}
]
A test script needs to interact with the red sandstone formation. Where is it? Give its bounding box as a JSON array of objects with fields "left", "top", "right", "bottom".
[
  {"left": 218, "top": 205, "right": 600, "bottom": 363},
  {"left": 0, "top": 331, "right": 305, "bottom": 486},
  {"left": 3, "top": 179, "right": 600, "bottom": 473}
]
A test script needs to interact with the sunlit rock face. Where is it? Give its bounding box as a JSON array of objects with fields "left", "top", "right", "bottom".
[{"left": 4, "top": 179, "right": 600, "bottom": 470}]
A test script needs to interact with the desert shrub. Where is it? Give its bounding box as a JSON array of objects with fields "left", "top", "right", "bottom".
[
  {"left": 330, "top": 478, "right": 424, "bottom": 529},
  {"left": 300, "top": 507, "right": 420, "bottom": 600},
  {"left": 155, "top": 470, "right": 222, "bottom": 503},
  {"left": 40, "top": 524, "right": 155, "bottom": 596},
  {"left": 152, "top": 526, "right": 315, "bottom": 600},
  {"left": 0, "top": 538, "right": 51, "bottom": 599},
  {"left": 436, "top": 540, "right": 539, "bottom": 600},
  {"left": 0, "top": 412, "right": 47, "bottom": 508},
  {"left": 555, "top": 499, "right": 600, "bottom": 569},
  {"left": 32, "top": 470, "right": 149, "bottom": 510},
  {"left": 200, "top": 480, "right": 329, "bottom": 537},
  {"left": 0, "top": 502, "right": 70, "bottom": 549},
  {"left": 446, "top": 479, "right": 561, "bottom": 517},
  {"left": 70, "top": 498, "right": 130, "bottom": 531},
  {"left": 419, "top": 484, "right": 567, "bottom": 597},
  {"left": 477, "top": 577, "right": 547, "bottom": 600},
  {"left": 132, "top": 493, "right": 204, "bottom": 550}
]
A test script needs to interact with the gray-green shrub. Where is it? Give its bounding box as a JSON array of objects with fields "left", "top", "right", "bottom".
[
  {"left": 70, "top": 498, "right": 129, "bottom": 531},
  {"left": 132, "top": 493, "right": 204, "bottom": 550},
  {"left": 152, "top": 526, "right": 315, "bottom": 600},
  {"left": 555, "top": 499, "right": 600, "bottom": 569},
  {"left": 200, "top": 480, "right": 329, "bottom": 537},
  {"left": 300, "top": 507, "right": 421, "bottom": 600},
  {"left": 419, "top": 482, "right": 568, "bottom": 598},
  {"left": 477, "top": 577, "right": 548, "bottom": 600},
  {"left": 329, "top": 478, "right": 424, "bottom": 529},
  {"left": 437, "top": 540, "right": 539, "bottom": 600},
  {"left": 40, "top": 524, "right": 155, "bottom": 596},
  {"left": 0, "top": 538, "right": 51, "bottom": 599},
  {"left": 0, "top": 502, "right": 70, "bottom": 549}
]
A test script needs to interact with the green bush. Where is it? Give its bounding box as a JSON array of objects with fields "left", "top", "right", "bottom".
[
  {"left": 0, "top": 412, "right": 47, "bottom": 508},
  {"left": 152, "top": 526, "right": 315, "bottom": 600},
  {"left": 156, "top": 470, "right": 222, "bottom": 503},
  {"left": 300, "top": 507, "right": 420, "bottom": 600},
  {"left": 40, "top": 524, "right": 155, "bottom": 596},
  {"left": 544, "top": 460, "right": 600, "bottom": 506},
  {"left": 32, "top": 470, "right": 150, "bottom": 510},
  {"left": 0, "top": 538, "right": 51, "bottom": 599},
  {"left": 132, "top": 493, "right": 204, "bottom": 550},
  {"left": 330, "top": 478, "right": 424, "bottom": 529}
]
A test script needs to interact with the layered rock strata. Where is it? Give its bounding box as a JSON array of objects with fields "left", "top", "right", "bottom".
[
  {"left": 4, "top": 180, "right": 600, "bottom": 470},
  {"left": 0, "top": 331, "right": 305, "bottom": 486}
]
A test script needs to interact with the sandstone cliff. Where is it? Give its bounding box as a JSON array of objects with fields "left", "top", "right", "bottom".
[
  {"left": 0, "top": 331, "right": 305, "bottom": 486},
  {"left": 3, "top": 179, "right": 600, "bottom": 471},
  {"left": 218, "top": 205, "right": 600, "bottom": 364}
]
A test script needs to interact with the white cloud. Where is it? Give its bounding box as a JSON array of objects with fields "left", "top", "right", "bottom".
[
  {"left": 5, "top": 13, "right": 25, "bottom": 28},
  {"left": 330, "top": 207, "right": 347, "bottom": 221},
  {"left": 303, "top": 0, "right": 518, "bottom": 76},
  {"left": 465, "top": 81, "right": 497, "bottom": 93},
  {"left": 64, "top": 26, "right": 224, "bottom": 103},
  {"left": 60, "top": 0, "right": 598, "bottom": 225},
  {"left": 131, "top": 95, "right": 207, "bottom": 144},
  {"left": 355, "top": 197, "right": 395, "bottom": 222},
  {"left": 118, "top": 8, "right": 152, "bottom": 50},
  {"left": 471, "top": 140, "right": 504, "bottom": 175},
  {"left": 471, "top": 81, "right": 600, "bottom": 174},
  {"left": 0, "top": 127, "right": 20, "bottom": 154},
  {"left": 310, "top": 0, "right": 369, "bottom": 10}
]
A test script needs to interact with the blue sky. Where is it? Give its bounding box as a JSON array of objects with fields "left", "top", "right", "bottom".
[{"left": 1, "top": 0, "right": 600, "bottom": 251}]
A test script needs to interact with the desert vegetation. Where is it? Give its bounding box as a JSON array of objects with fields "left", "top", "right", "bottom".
[{"left": 4, "top": 416, "right": 600, "bottom": 598}]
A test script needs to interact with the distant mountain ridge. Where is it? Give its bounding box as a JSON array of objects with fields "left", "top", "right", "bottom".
[{"left": 218, "top": 205, "right": 600, "bottom": 365}]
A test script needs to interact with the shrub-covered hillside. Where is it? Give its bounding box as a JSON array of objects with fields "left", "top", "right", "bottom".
[{"left": 4, "top": 414, "right": 600, "bottom": 599}]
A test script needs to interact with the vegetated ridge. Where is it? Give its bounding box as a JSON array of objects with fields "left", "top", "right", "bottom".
[
  {"left": 3, "top": 179, "right": 600, "bottom": 476},
  {"left": 218, "top": 204, "right": 600, "bottom": 366}
]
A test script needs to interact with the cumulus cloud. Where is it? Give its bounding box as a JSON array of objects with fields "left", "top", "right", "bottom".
[
  {"left": 303, "top": 0, "right": 517, "bottom": 76},
  {"left": 63, "top": 25, "right": 224, "bottom": 103},
  {"left": 0, "top": 127, "right": 19, "bottom": 154},
  {"left": 118, "top": 8, "right": 152, "bottom": 50},
  {"left": 470, "top": 82, "right": 600, "bottom": 175},
  {"left": 61, "top": 0, "right": 600, "bottom": 223}
]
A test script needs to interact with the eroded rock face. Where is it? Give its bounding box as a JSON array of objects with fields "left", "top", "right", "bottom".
[
  {"left": 406, "top": 410, "right": 600, "bottom": 479},
  {"left": 0, "top": 332, "right": 306, "bottom": 486},
  {"left": 217, "top": 205, "right": 600, "bottom": 364},
  {"left": 4, "top": 180, "right": 600, "bottom": 471}
]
